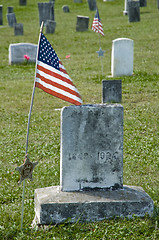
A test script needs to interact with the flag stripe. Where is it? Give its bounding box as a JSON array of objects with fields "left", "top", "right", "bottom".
[
  {"left": 35, "top": 79, "right": 82, "bottom": 105},
  {"left": 35, "top": 33, "right": 82, "bottom": 106},
  {"left": 36, "top": 72, "right": 81, "bottom": 99},
  {"left": 37, "top": 61, "right": 74, "bottom": 86},
  {"left": 91, "top": 9, "right": 104, "bottom": 36}
]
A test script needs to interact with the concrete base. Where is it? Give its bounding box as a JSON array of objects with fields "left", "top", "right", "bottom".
[{"left": 33, "top": 185, "right": 154, "bottom": 225}]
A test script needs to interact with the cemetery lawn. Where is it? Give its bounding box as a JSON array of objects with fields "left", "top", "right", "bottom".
[{"left": 0, "top": 0, "right": 159, "bottom": 239}]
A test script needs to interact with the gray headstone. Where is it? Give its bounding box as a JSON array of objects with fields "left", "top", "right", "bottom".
[
  {"left": 7, "top": 7, "right": 14, "bottom": 14},
  {"left": 14, "top": 23, "right": 24, "bottom": 36},
  {"left": 102, "top": 80, "right": 122, "bottom": 103},
  {"left": 87, "top": 0, "right": 97, "bottom": 11},
  {"left": 158, "top": 0, "right": 159, "bottom": 9},
  {"left": 9, "top": 43, "right": 37, "bottom": 64},
  {"left": 62, "top": 5, "right": 70, "bottom": 13},
  {"left": 60, "top": 104, "right": 123, "bottom": 191},
  {"left": 128, "top": 0, "right": 140, "bottom": 22},
  {"left": 0, "top": 5, "right": 2, "bottom": 25},
  {"left": 140, "top": 0, "right": 147, "bottom": 7},
  {"left": 38, "top": 2, "right": 54, "bottom": 26},
  {"left": 19, "top": 0, "right": 27, "bottom": 6},
  {"left": 7, "top": 13, "right": 17, "bottom": 27},
  {"left": 45, "top": 20, "right": 56, "bottom": 34},
  {"left": 76, "top": 15, "right": 89, "bottom": 32}
]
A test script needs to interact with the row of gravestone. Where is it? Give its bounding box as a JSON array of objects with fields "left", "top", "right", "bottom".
[{"left": 9, "top": 37, "right": 133, "bottom": 80}]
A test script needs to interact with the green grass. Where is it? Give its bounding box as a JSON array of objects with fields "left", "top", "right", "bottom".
[{"left": 0, "top": 0, "right": 159, "bottom": 239}]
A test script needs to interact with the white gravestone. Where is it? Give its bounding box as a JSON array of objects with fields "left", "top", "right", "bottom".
[
  {"left": 111, "top": 38, "right": 134, "bottom": 77},
  {"left": 60, "top": 104, "right": 123, "bottom": 192},
  {"left": 9, "top": 43, "right": 37, "bottom": 64}
]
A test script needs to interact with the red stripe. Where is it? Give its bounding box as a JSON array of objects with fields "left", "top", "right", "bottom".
[
  {"left": 37, "top": 64, "right": 74, "bottom": 86},
  {"left": 36, "top": 72, "right": 81, "bottom": 99},
  {"left": 35, "top": 82, "right": 82, "bottom": 105}
]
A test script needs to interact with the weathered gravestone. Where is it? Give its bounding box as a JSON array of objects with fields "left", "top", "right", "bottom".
[
  {"left": 158, "top": 0, "right": 159, "bottom": 9},
  {"left": 45, "top": 20, "right": 56, "bottom": 34},
  {"left": 76, "top": 15, "right": 89, "bottom": 32},
  {"left": 111, "top": 38, "right": 134, "bottom": 77},
  {"left": 38, "top": 2, "right": 54, "bottom": 26},
  {"left": 7, "top": 13, "right": 17, "bottom": 27},
  {"left": 33, "top": 105, "right": 154, "bottom": 225},
  {"left": 19, "top": 0, "right": 27, "bottom": 6},
  {"left": 128, "top": 0, "right": 140, "bottom": 22},
  {"left": 140, "top": 0, "right": 147, "bottom": 7},
  {"left": 9, "top": 43, "right": 37, "bottom": 64},
  {"left": 0, "top": 5, "right": 2, "bottom": 25},
  {"left": 87, "top": 0, "right": 97, "bottom": 11},
  {"left": 7, "top": 6, "right": 14, "bottom": 13},
  {"left": 102, "top": 80, "right": 122, "bottom": 103},
  {"left": 14, "top": 23, "right": 23, "bottom": 36},
  {"left": 62, "top": 5, "right": 70, "bottom": 13}
]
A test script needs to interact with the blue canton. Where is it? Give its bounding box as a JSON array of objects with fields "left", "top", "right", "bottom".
[{"left": 38, "top": 33, "right": 60, "bottom": 71}]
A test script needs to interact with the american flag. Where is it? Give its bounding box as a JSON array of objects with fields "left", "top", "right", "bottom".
[
  {"left": 92, "top": 8, "right": 104, "bottom": 36},
  {"left": 35, "top": 33, "right": 82, "bottom": 106}
]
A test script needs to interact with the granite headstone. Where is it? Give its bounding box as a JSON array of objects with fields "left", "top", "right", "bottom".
[
  {"left": 7, "top": 13, "right": 17, "bottom": 27},
  {"left": 0, "top": 5, "right": 2, "bottom": 25},
  {"left": 102, "top": 80, "right": 122, "bottom": 103},
  {"left": 128, "top": 0, "right": 140, "bottom": 22},
  {"left": 76, "top": 15, "right": 89, "bottom": 32}
]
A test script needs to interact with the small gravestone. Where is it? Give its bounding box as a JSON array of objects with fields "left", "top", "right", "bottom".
[
  {"left": 158, "top": 0, "right": 159, "bottom": 9},
  {"left": 128, "top": 0, "right": 140, "bottom": 22},
  {"left": 14, "top": 23, "right": 23, "bottom": 36},
  {"left": 33, "top": 104, "right": 154, "bottom": 225},
  {"left": 111, "top": 38, "right": 134, "bottom": 77},
  {"left": 140, "top": 0, "right": 147, "bottom": 7},
  {"left": 19, "top": 0, "right": 27, "bottom": 6},
  {"left": 87, "top": 0, "right": 96, "bottom": 11},
  {"left": 9, "top": 43, "right": 37, "bottom": 64},
  {"left": 45, "top": 20, "right": 56, "bottom": 34},
  {"left": 74, "top": 0, "right": 82, "bottom": 3},
  {"left": 102, "top": 80, "right": 122, "bottom": 103},
  {"left": 38, "top": 2, "right": 54, "bottom": 26},
  {"left": 7, "top": 13, "right": 17, "bottom": 27},
  {"left": 76, "top": 15, "right": 89, "bottom": 32},
  {"left": 7, "top": 7, "right": 14, "bottom": 13},
  {"left": 62, "top": 5, "right": 70, "bottom": 13},
  {"left": 0, "top": 5, "right": 2, "bottom": 25}
]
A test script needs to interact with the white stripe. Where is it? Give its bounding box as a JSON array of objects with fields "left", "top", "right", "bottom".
[
  {"left": 37, "top": 60, "right": 71, "bottom": 82},
  {"left": 36, "top": 77, "right": 82, "bottom": 103},
  {"left": 36, "top": 67, "right": 79, "bottom": 93}
]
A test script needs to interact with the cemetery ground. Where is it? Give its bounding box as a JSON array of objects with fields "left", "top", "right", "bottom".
[{"left": 0, "top": 0, "right": 159, "bottom": 239}]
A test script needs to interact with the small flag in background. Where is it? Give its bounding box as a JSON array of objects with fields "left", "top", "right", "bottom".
[
  {"left": 35, "top": 33, "right": 82, "bottom": 106},
  {"left": 92, "top": 8, "right": 104, "bottom": 36}
]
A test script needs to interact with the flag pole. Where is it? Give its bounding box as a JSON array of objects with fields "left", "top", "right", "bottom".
[{"left": 20, "top": 21, "right": 44, "bottom": 231}]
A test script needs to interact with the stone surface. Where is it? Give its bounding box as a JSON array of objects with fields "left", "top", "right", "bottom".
[
  {"left": 128, "top": 0, "right": 140, "bottom": 23},
  {"left": 60, "top": 104, "right": 123, "bottom": 191},
  {"left": 102, "top": 80, "right": 122, "bottom": 103},
  {"left": 76, "top": 15, "right": 89, "bottom": 32},
  {"left": 45, "top": 20, "right": 56, "bottom": 34},
  {"left": 9, "top": 43, "right": 37, "bottom": 64},
  {"left": 0, "top": 5, "right": 2, "bottom": 25},
  {"left": 62, "top": 5, "right": 70, "bottom": 13},
  {"left": 88, "top": 0, "right": 97, "bottom": 11},
  {"left": 38, "top": 2, "right": 54, "bottom": 26},
  {"left": 33, "top": 185, "right": 154, "bottom": 225},
  {"left": 140, "top": 0, "right": 147, "bottom": 7},
  {"left": 111, "top": 38, "right": 134, "bottom": 77},
  {"left": 7, "top": 7, "right": 14, "bottom": 13},
  {"left": 7, "top": 13, "right": 16, "bottom": 27},
  {"left": 14, "top": 23, "right": 23, "bottom": 36}
]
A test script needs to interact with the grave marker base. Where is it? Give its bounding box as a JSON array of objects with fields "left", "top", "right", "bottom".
[{"left": 33, "top": 185, "right": 153, "bottom": 225}]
